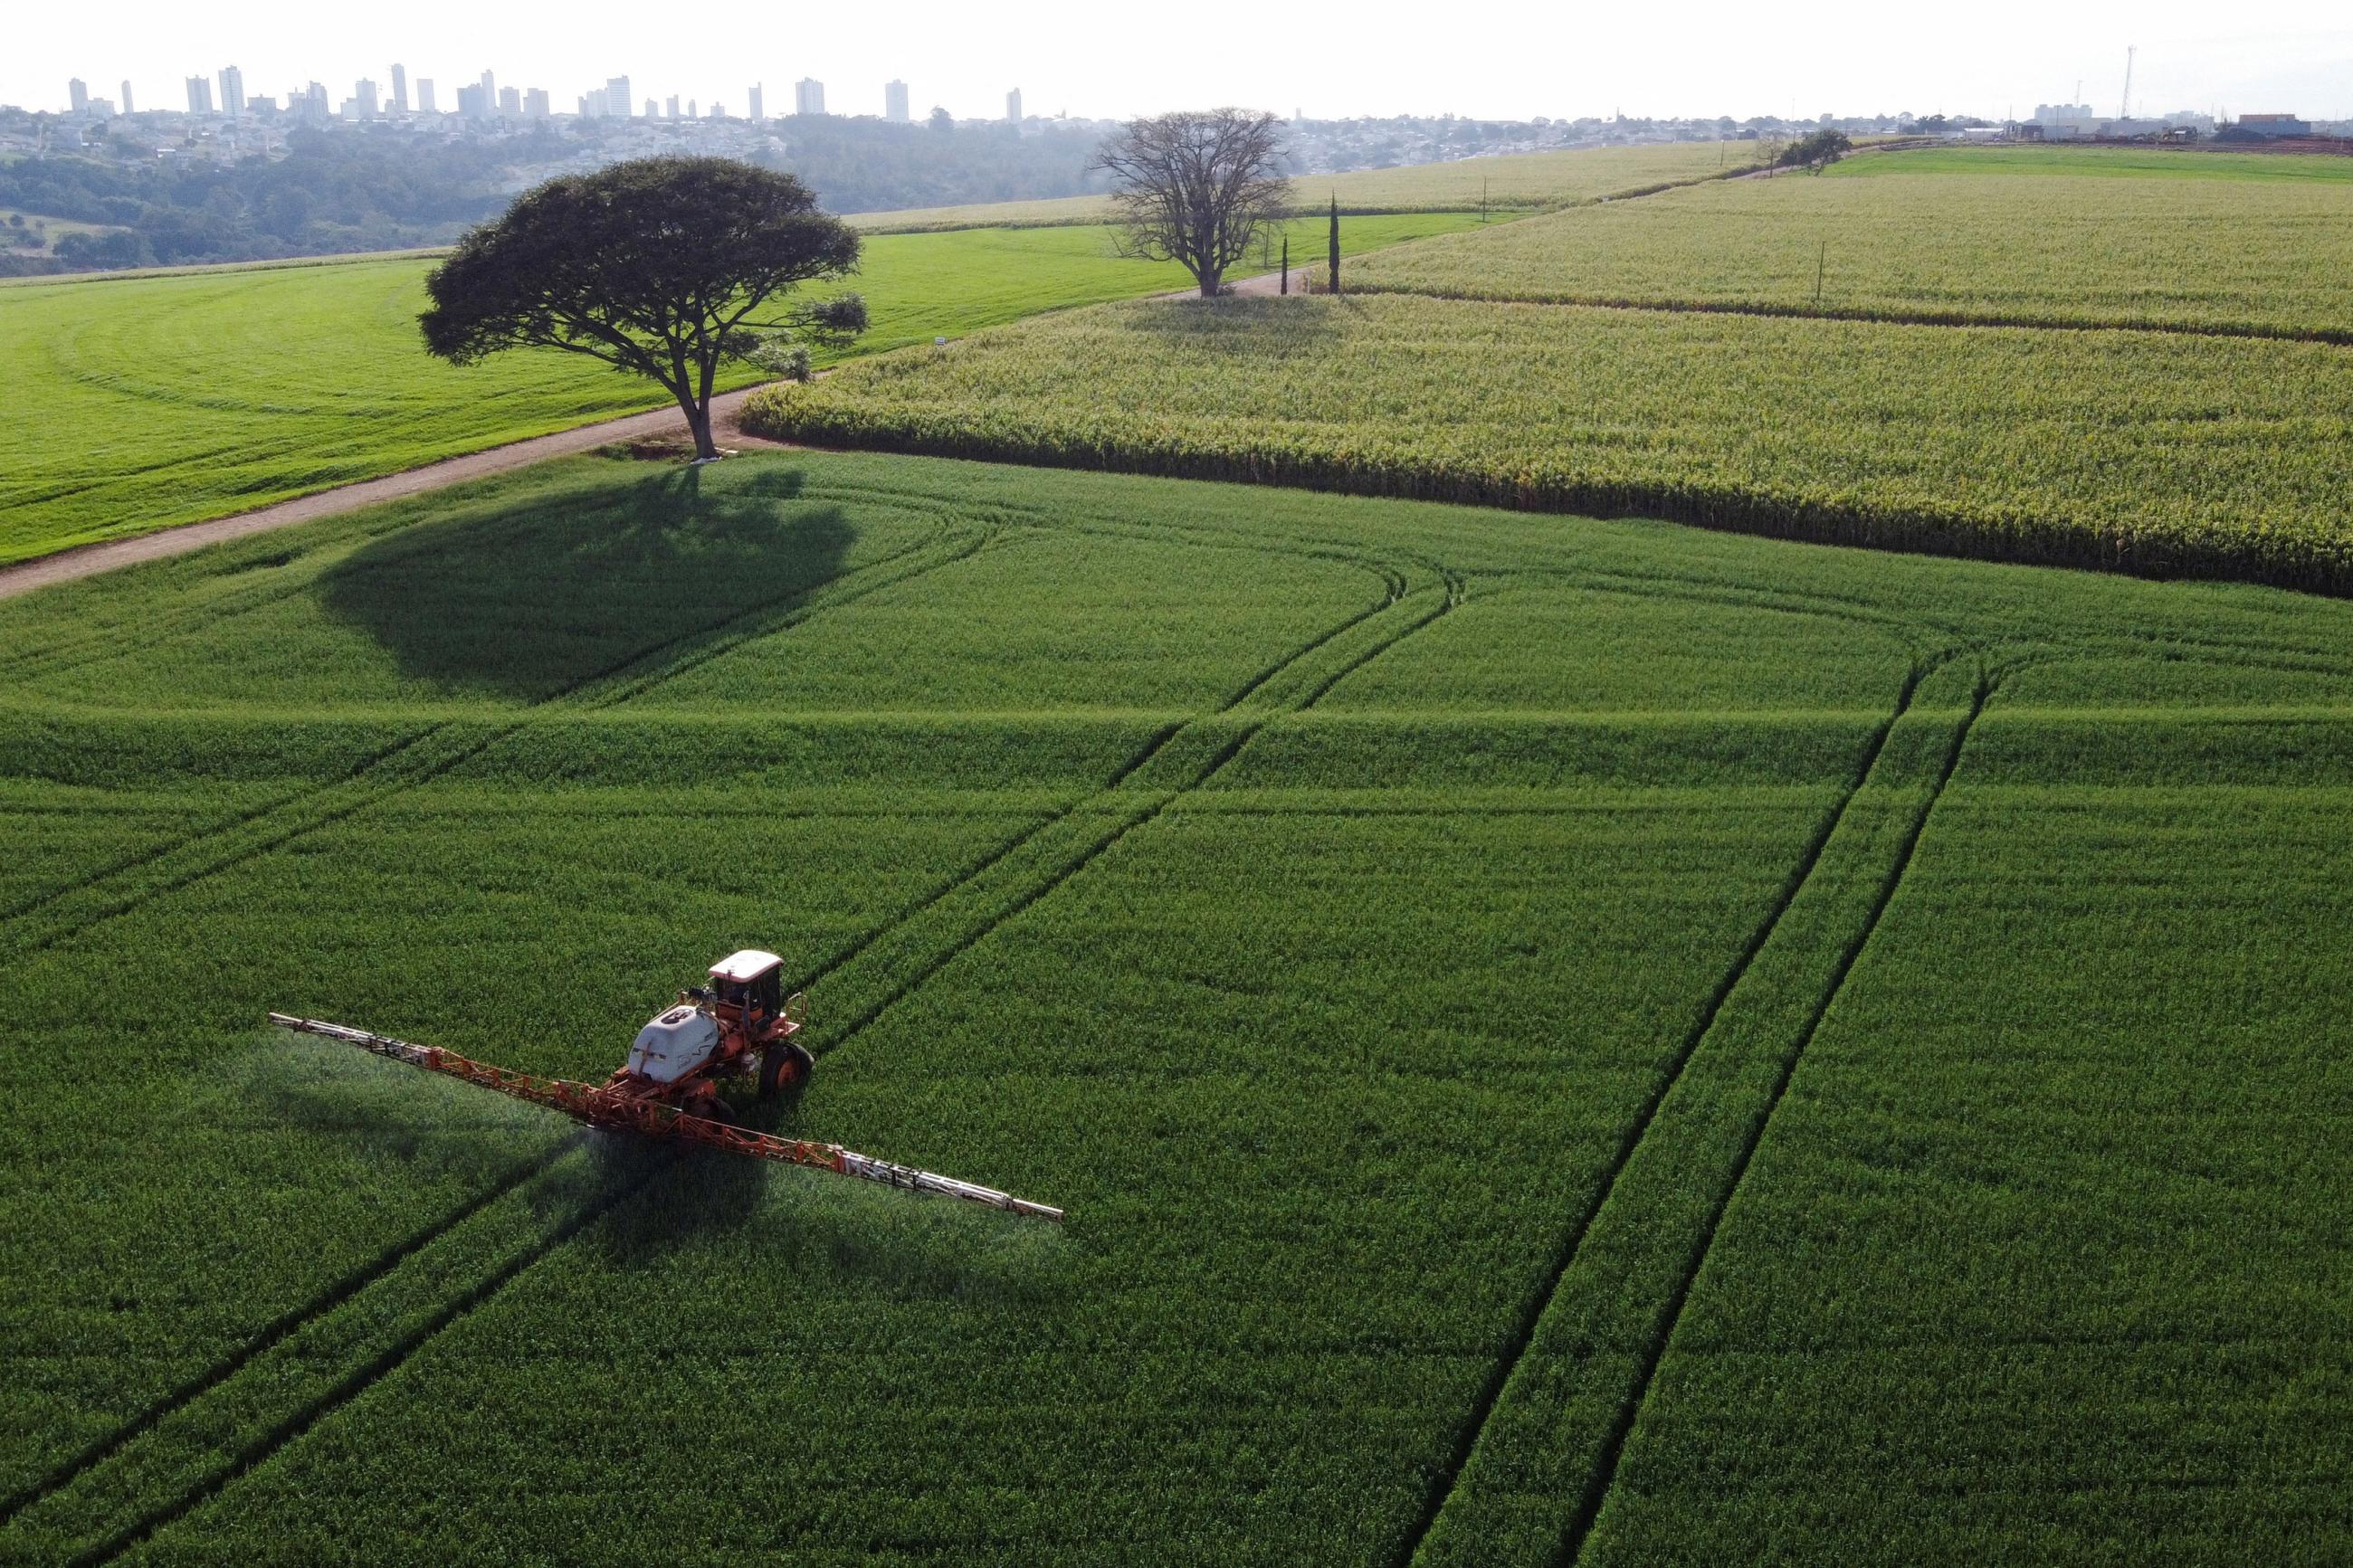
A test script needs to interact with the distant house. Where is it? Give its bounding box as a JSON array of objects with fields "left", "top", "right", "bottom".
[{"left": 2235, "top": 114, "right": 2311, "bottom": 138}]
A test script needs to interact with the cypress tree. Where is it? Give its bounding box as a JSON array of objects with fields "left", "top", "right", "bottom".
[{"left": 1328, "top": 195, "right": 1339, "bottom": 294}]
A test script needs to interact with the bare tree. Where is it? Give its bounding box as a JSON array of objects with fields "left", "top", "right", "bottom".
[{"left": 1091, "top": 109, "right": 1291, "bottom": 298}]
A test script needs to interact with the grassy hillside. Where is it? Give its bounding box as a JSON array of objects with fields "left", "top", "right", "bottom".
[
  {"left": 852, "top": 140, "right": 1759, "bottom": 231},
  {"left": 1344, "top": 146, "right": 2353, "bottom": 337},
  {"left": 1, "top": 451, "right": 2348, "bottom": 1563},
  {"left": 0, "top": 213, "right": 1474, "bottom": 565},
  {"left": 741, "top": 292, "right": 2353, "bottom": 591}
]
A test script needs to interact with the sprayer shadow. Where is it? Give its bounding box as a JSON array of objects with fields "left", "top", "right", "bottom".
[{"left": 573, "top": 1101, "right": 1077, "bottom": 1307}]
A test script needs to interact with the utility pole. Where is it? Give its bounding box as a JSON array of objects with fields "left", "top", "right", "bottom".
[
  {"left": 2120, "top": 45, "right": 2136, "bottom": 120},
  {"left": 1280, "top": 235, "right": 1289, "bottom": 296}
]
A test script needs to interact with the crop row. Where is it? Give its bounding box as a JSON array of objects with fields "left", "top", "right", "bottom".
[
  {"left": 8, "top": 455, "right": 2353, "bottom": 1561},
  {"left": 25, "top": 796, "right": 1827, "bottom": 1564},
  {"left": 740, "top": 294, "right": 2353, "bottom": 594},
  {"left": 1344, "top": 152, "right": 2353, "bottom": 340}
]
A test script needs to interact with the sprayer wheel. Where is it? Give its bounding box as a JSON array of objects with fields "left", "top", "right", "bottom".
[{"left": 759, "top": 1041, "right": 815, "bottom": 1101}]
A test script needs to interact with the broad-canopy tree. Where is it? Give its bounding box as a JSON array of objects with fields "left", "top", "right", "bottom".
[
  {"left": 421, "top": 157, "right": 866, "bottom": 460},
  {"left": 1777, "top": 128, "right": 1854, "bottom": 173},
  {"left": 1091, "top": 109, "right": 1290, "bottom": 298}
]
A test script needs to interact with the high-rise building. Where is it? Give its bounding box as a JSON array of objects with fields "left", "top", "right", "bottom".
[
  {"left": 457, "top": 81, "right": 492, "bottom": 119},
  {"left": 666, "top": 94, "right": 680, "bottom": 119},
  {"left": 219, "top": 65, "right": 244, "bottom": 116},
  {"left": 885, "top": 80, "right": 910, "bottom": 122},
  {"left": 356, "top": 79, "right": 378, "bottom": 119},
  {"left": 525, "top": 88, "right": 550, "bottom": 119},
  {"left": 498, "top": 85, "right": 519, "bottom": 117},
  {"left": 390, "top": 63, "right": 408, "bottom": 113},
  {"left": 186, "top": 76, "right": 214, "bottom": 114},
  {"left": 643, "top": 99, "right": 656, "bottom": 118},
  {"left": 119, "top": 81, "right": 134, "bottom": 115},
  {"left": 795, "top": 78, "right": 824, "bottom": 116},
  {"left": 68, "top": 78, "right": 89, "bottom": 115},
  {"left": 748, "top": 83, "right": 764, "bottom": 121},
  {"left": 687, "top": 98, "right": 698, "bottom": 119},
  {"left": 606, "top": 77, "right": 632, "bottom": 119},
  {"left": 417, "top": 78, "right": 437, "bottom": 114},
  {"left": 1005, "top": 87, "right": 1022, "bottom": 123},
  {"left": 479, "top": 70, "right": 496, "bottom": 109}
]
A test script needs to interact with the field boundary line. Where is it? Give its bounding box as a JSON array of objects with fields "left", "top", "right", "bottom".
[
  {"left": 1557, "top": 673, "right": 1992, "bottom": 1565},
  {"left": 1336, "top": 280, "right": 2353, "bottom": 348},
  {"left": 746, "top": 410, "right": 2353, "bottom": 602},
  {"left": 1394, "top": 651, "right": 1948, "bottom": 1568}
]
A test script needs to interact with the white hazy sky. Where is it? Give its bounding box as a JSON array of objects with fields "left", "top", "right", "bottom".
[{"left": 10, "top": 0, "right": 2353, "bottom": 123}]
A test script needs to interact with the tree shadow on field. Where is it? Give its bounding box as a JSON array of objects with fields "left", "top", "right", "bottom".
[
  {"left": 319, "top": 463, "right": 853, "bottom": 699},
  {"left": 1128, "top": 290, "right": 1350, "bottom": 356}
]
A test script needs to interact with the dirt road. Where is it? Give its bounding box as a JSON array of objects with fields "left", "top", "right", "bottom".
[{"left": 0, "top": 385, "right": 785, "bottom": 603}]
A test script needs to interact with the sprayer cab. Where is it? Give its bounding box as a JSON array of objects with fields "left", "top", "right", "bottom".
[
  {"left": 602, "top": 949, "right": 814, "bottom": 1118},
  {"left": 699, "top": 949, "right": 786, "bottom": 1031}
]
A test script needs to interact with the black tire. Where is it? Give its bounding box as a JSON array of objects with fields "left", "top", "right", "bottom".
[
  {"left": 698, "top": 1091, "right": 738, "bottom": 1126},
  {"left": 759, "top": 1041, "right": 815, "bottom": 1101}
]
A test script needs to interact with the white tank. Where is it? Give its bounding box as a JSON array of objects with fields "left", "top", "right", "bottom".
[{"left": 626, "top": 1005, "right": 721, "bottom": 1084}]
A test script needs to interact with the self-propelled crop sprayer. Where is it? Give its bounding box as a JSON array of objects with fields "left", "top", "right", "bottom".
[{"left": 269, "top": 949, "right": 1062, "bottom": 1221}]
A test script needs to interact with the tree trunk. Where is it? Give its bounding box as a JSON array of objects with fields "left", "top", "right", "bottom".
[
  {"left": 681, "top": 395, "right": 719, "bottom": 461},
  {"left": 1198, "top": 266, "right": 1222, "bottom": 298}
]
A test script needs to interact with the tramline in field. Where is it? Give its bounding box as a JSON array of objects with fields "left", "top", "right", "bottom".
[{"left": 269, "top": 948, "right": 1064, "bottom": 1222}]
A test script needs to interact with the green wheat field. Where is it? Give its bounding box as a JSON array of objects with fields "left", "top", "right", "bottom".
[{"left": 2, "top": 141, "right": 2348, "bottom": 1565}]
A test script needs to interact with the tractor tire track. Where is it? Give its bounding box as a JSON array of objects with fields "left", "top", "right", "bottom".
[
  {"left": 14, "top": 551, "right": 1443, "bottom": 1562},
  {"left": 0, "top": 520, "right": 987, "bottom": 964},
  {"left": 5, "top": 524, "right": 1923, "bottom": 1557},
  {"left": 0, "top": 525, "right": 995, "bottom": 1538},
  {"left": 805, "top": 580, "right": 1461, "bottom": 1066},
  {"left": 0, "top": 489, "right": 975, "bottom": 930},
  {"left": 65, "top": 1162, "right": 651, "bottom": 1568},
  {"left": 0, "top": 1134, "right": 581, "bottom": 1529},
  {"left": 784, "top": 540, "right": 1416, "bottom": 1000},
  {"left": 1558, "top": 673, "right": 1991, "bottom": 1565},
  {"left": 1394, "top": 650, "right": 1959, "bottom": 1568}
]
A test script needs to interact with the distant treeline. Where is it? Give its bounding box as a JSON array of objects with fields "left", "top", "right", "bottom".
[{"left": 0, "top": 114, "right": 1110, "bottom": 275}]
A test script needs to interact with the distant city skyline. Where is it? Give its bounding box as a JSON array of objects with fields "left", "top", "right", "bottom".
[{"left": 9, "top": 0, "right": 2353, "bottom": 121}]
